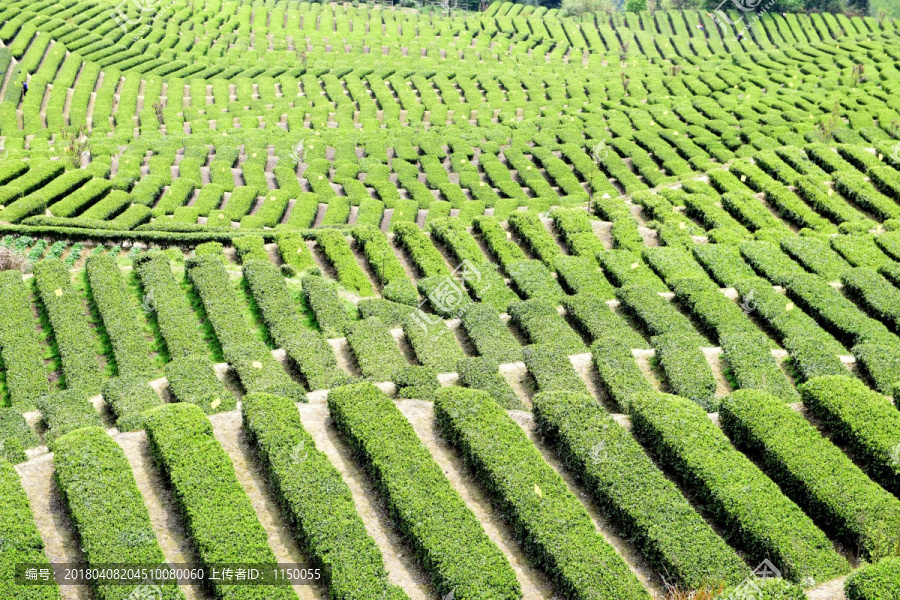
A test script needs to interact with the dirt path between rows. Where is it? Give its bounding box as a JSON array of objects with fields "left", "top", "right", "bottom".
[
  {"left": 115, "top": 431, "right": 211, "bottom": 600},
  {"left": 395, "top": 400, "right": 557, "bottom": 598},
  {"left": 295, "top": 402, "right": 433, "bottom": 599},
  {"left": 16, "top": 455, "right": 91, "bottom": 600},
  {"left": 209, "top": 411, "right": 324, "bottom": 600}
]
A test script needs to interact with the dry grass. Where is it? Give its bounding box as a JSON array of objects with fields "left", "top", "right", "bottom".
[
  {"left": 665, "top": 585, "right": 727, "bottom": 600},
  {"left": 0, "top": 247, "right": 31, "bottom": 273}
]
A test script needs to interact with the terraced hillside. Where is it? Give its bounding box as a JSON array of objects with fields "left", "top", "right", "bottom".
[{"left": 2, "top": 1, "right": 900, "bottom": 599}]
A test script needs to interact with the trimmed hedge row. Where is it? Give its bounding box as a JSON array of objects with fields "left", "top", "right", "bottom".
[
  {"left": 54, "top": 427, "right": 183, "bottom": 600},
  {"left": 561, "top": 294, "right": 649, "bottom": 350},
  {"left": 392, "top": 222, "right": 450, "bottom": 278},
  {"left": 590, "top": 337, "right": 653, "bottom": 411},
  {"left": 456, "top": 357, "right": 522, "bottom": 409},
  {"left": 508, "top": 298, "right": 585, "bottom": 355},
  {"left": 302, "top": 274, "right": 352, "bottom": 339},
  {"left": 243, "top": 261, "right": 347, "bottom": 390},
  {"left": 345, "top": 317, "right": 408, "bottom": 381},
  {"left": 782, "top": 272, "right": 897, "bottom": 348},
  {"left": 550, "top": 208, "right": 606, "bottom": 262},
  {"left": 433, "top": 387, "right": 649, "bottom": 600},
  {"left": 616, "top": 285, "right": 706, "bottom": 345},
  {"left": 720, "top": 389, "right": 900, "bottom": 561},
  {"left": 401, "top": 315, "right": 465, "bottom": 373},
  {"left": 85, "top": 254, "right": 152, "bottom": 377},
  {"left": 652, "top": 332, "right": 718, "bottom": 411},
  {"left": 164, "top": 355, "right": 236, "bottom": 415},
  {"left": 0, "top": 408, "right": 39, "bottom": 463},
  {"left": 554, "top": 255, "right": 616, "bottom": 299},
  {"left": 358, "top": 298, "right": 416, "bottom": 328},
  {"left": 101, "top": 376, "right": 162, "bottom": 432},
  {"left": 506, "top": 259, "right": 564, "bottom": 302},
  {"left": 844, "top": 557, "right": 900, "bottom": 600},
  {"left": 143, "top": 403, "right": 295, "bottom": 600},
  {"left": 532, "top": 391, "right": 747, "bottom": 590},
  {"left": 133, "top": 253, "right": 208, "bottom": 360},
  {"left": 628, "top": 391, "right": 849, "bottom": 585},
  {"left": 0, "top": 457, "right": 60, "bottom": 600},
  {"left": 507, "top": 211, "right": 562, "bottom": 268},
  {"left": 233, "top": 234, "right": 269, "bottom": 263},
  {"left": 472, "top": 215, "right": 526, "bottom": 268},
  {"left": 841, "top": 267, "right": 900, "bottom": 333},
  {"left": 328, "top": 383, "right": 521, "bottom": 600},
  {"left": 275, "top": 231, "right": 316, "bottom": 274},
  {"left": 241, "top": 393, "right": 409, "bottom": 600},
  {"left": 186, "top": 255, "right": 304, "bottom": 400},
  {"left": 0, "top": 271, "right": 49, "bottom": 409},
  {"left": 459, "top": 303, "right": 522, "bottom": 364},
  {"left": 37, "top": 388, "right": 105, "bottom": 450},
  {"left": 597, "top": 249, "right": 668, "bottom": 291},
  {"left": 315, "top": 229, "right": 374, "bottom": 297},
  {"left": 33, "top": 259, "right": 104, "bottom": 393},
  {"left": 800, "top": 375, "right": 900, "bottom": 498},
  {"left": 352, "top": 225, "right": 418, "bottom": 306},
  {"left": 522, "top": 344, "right": 590, "bottom": 396}
]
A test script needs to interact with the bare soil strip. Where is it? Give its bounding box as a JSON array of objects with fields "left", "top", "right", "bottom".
[
  {"left": 295, "top": 402, "right": 433, "bottom": 599},
  {"left": 15, "top": 455, "right": 91, "bottom": 600},
  {"left": 395, "top": 400, "right": 557, "bottom": 598},
  {"left": 209, "top": 411, "right": 325, "bottom": 600},
  {"left": 114, "top": 431, "right": 212, "bottom": 600}
]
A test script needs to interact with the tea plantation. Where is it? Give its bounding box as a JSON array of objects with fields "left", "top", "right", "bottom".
[{"left": 1, "top": 0, "right": 900, "bottom": 598}]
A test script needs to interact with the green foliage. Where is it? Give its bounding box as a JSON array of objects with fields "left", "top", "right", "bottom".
[
  {"left": 164, "top": 355, "right": 237, "bottom": 414},
  {"left": 302, "top": 274, "right": 352, "bottom": 338},
  {"left": 143, "top": 403, "right": 296, "bottom": 600},
  {"left": 0, "top": 458, "right": 60, "bottom": 600},
  {"left": 328, "top": 383, "right": 521, "bottom": 600},
  {"left": 720, "top": 389, "right": 900, "bottom": 562},
  {"left": 241, "top": 393, "right": 408, "bottom": 600},
  {"left": 101, "top": 376, "right": 162, "bottom": 431},
  {"left": 434, "top": 387, "right": 649, "bottom": 600},
  {"left": 0, "top": 271, "right": 49, "bottom": 409},
  {"left": 54, "top": 427, "right": 183, "bottom": 600},
  {"left": 0, "top": 408, "right": 39, "bottom": 463},
  {"left": 532, "top": 391, "right": 746, "bottom": 590},
  {"left": 456, "top": 357, "right": 522, "bottom": 409},
  {"left": 845, "top": 557, "right": 900, "bottom": 600},
  {"left": 629, "top": 391, "right": 849, "bottom": 585}
]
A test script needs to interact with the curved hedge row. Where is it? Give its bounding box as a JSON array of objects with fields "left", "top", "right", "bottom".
[{"left": 0, "top": 271, "right": 49, "bottom": 409}]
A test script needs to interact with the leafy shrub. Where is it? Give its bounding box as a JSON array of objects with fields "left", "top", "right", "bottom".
[
  {"left": 532, "top": 391, "right": 746, "bottom": 590},
  {"left": 345, "top": 317, "right": 408, "bottom": 381},
  {"left": 101, "top": 376, "right": 162, "bottom": 432},
  {"left": 143, "top": 403, "right": 296, "bottom": 600},
  {"left": 720, "top": 389, "right": 900, "bottom": 562},
  {"left": 233, "top": 234, "right": 269, "bottom": 263},
  {"left": 522, "top": 344, "right": 590, "bottom": 396},
  {"left": 459, "top": 303, "right": 522, "bottom": 364},
  {"left": 0, "top": 408, "right": 39, "bottom": 463},
  {"left": 164, "top": 355, "right": 236, "bottom": 415},
  {"left": 653, "top": 332, "right": 718, "bottom": 411},
  {"left": 241, "top": 393, "right": 408, "bottom": 600},
  {"left": 0, "top": 271, "right": 49, "bottom": 408},
  {"left": 315, "top": 229, "right": 373, "bottom": 297},
  {"left": 508, "top": 298, "right": 585, "bottom": 355},
  {"left": 328, "top": 383, "right": 521, "bottom": 600},
  {"left": 54, "top": 427, "right": 183, "bottom": 600},
  {"left": 456, "top": 357, "right": 522, "bottom": 409},
  {"left": 845, "top": 557, "right": 900, "bottom": 600},
  {"left": 302, "top": 275, "right": 351, "bottom": 338},
  {"left": 401, "top": 315, "right": 465, "bottom": 373},
  {"left": 434, "top": 387, "right": 648, "bottom": 600},
  {"left": 0, "top": 458, "right": 60, "bottom": 600},
  {"left": 629, "top": 391, "right": 849, "bottom": 585},
  {"left": 37, "top": 389, "right": 105, "bottom": 450}
]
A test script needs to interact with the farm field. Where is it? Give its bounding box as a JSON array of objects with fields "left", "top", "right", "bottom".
[{"left": 1, "top": 0, "right": 900, "bottom": 599}]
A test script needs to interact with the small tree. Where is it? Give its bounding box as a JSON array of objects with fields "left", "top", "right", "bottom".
[
  {"left": 619, "top": 39, "right": 631, "bottom": 63},
  {"left": 60, "top": 126, "right": 90, "bottom": 168},
  {"left": 625, "top": 0, "right": 647, "bottom": 11},
  {"left": 438, "top": 0, "right": 459, "bottom": 17},
  {"left": 621, "top": 72, "right": 631, "bottom": 96},
  {"left": 152, "top": 101, "right": 165, "bottom": 126}
]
